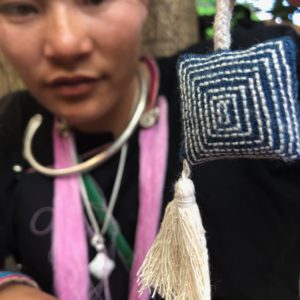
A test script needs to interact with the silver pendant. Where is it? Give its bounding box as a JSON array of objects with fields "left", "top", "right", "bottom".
[
  {"left": 89, "top": 252, "right": 115, "bottom": 280},
  {"left": 140, "top": 107, "right": 160, "bottom": 128},
  {"left": 89, "top": 234, "right": 115, "bottom": 280}
]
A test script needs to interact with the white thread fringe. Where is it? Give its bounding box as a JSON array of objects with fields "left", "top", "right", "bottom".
[
  {"left": 137, "top": 160, "right": 211, "bottom": 300},
  {"left": 214, "top": 0, "right": 232, "bottom": 51}
]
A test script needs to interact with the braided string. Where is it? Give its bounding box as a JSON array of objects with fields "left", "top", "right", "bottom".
[{"left": 214, "top": 0, "right": 233, "bottom": 51}]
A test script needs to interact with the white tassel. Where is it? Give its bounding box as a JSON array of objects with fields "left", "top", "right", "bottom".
[{"left": 137, "top": 160, "right": 211, "bottom": 300}]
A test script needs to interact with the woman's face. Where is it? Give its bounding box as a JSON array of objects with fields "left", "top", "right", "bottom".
[{"left": 0, "top": 0, "right": 148, "bottom": 132}]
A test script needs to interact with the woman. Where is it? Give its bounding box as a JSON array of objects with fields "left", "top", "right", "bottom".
[
  {"left": 0, "top": 0, "right": 172, "bottom": 299},
  {"left": 1, "top": 0, "right": 300, "bottom": 300}
]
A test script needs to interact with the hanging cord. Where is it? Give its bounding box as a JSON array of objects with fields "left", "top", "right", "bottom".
[
  {"left": 101, "top": 143, "right": 128, "bottom": 235},
  {"left": 79, "top": 143, "right": 128, "bottom": 243},
  {"left": 82, "top": 174, "right": 133, "bottom": 269},
  {"left": 214, "top": 0, "right": 233, "bottom": 51},
  {"left": 79, "top": 177, "right": 113, "bottom": 299},
  {"left": 79, "top": 177, "right": 102, "bottom": 242}
]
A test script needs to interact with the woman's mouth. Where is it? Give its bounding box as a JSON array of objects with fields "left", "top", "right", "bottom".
[{"left": 47, "top": 75, "right": 99, "bottom": 97}]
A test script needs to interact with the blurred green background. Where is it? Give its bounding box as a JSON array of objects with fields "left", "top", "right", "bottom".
[
  {"left": 196, "top": 0, "right": 300, "bottom": 39},
  {"left": 197, "top": 0, "right": 300, "bottom": 24}
]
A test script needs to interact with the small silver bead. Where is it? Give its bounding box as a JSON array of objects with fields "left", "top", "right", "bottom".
[
  {"left": 12, "top": 165, "right": 23, "bottom": 173},
  {"left": 91, "top": 234, "right": 105, "bottom": 252},
  {"left": 140, "top": 107, "right": 160, "bottom": 128}
]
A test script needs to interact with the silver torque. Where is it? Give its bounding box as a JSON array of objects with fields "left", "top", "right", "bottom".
[{"left": 23, "top": 69, "right": 148, "bottom": 177}]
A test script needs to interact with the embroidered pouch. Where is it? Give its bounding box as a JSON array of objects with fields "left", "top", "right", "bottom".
[{"left": 178, "top": 0, "right": 300, "bottom": 164}]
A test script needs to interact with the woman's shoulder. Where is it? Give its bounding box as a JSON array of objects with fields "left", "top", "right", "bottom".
[
  {"left": 0, "top": 91, "right": 31, "bottom": 179},
  {"left": 0, "top": 90, "right": 30, "bottom": 146},
  {"left": 0, "top": 90, "right": 51, "bottom": 157},
  {"left": 0, "top": 90, "right": 47, "bottom": 122}
]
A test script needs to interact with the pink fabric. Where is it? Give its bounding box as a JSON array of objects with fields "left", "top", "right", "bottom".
[
  {"left": 52, "top": 128, "right": 89, "bottom": 300},
  {"left": 129, "top": 96, "right": 169, "bottom": 300}
]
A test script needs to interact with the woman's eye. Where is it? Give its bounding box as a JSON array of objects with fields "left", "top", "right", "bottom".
[{"left": 0, "top": 3, "right": 38, "bottom": 20}]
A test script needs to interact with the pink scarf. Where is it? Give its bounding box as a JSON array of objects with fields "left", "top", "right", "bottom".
[
  {"left": 52, "top": 129, "right": 89, "bottom": 300},
  {"left": 129, "top": 96, "right": 169, "bottom": 300}
]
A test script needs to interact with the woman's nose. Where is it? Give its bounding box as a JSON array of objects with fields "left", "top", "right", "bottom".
[{"left": 43, "top": 4, "right": 93, "bottom": 63}]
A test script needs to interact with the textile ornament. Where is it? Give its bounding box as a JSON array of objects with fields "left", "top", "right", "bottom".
[
  {"left": 179, "top": 4, "right": 300, "bottom": 164},
  {"left": 138, "top": 0, "right": 300, "bottom": 299}
]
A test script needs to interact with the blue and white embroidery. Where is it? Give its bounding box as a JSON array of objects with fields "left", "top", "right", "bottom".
[{"left": 178, "top": 37, "right": 300, "bottom": 164}]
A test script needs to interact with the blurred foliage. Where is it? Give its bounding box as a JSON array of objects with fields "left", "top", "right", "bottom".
[
  {"left": 196, "top": 0, "right": 300, "bottom": 40},
  {"left": 196, "top": 0, "right": 299, "bottom": 22},
  {"left": 271, "top": 0, "right": 298, "bottom": 21},
  {"left": 196, "top": 0, "right": 216, "bottom": 16},
  {"left": 197, "top": 1, "right": 257, "bottom": 40}
]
